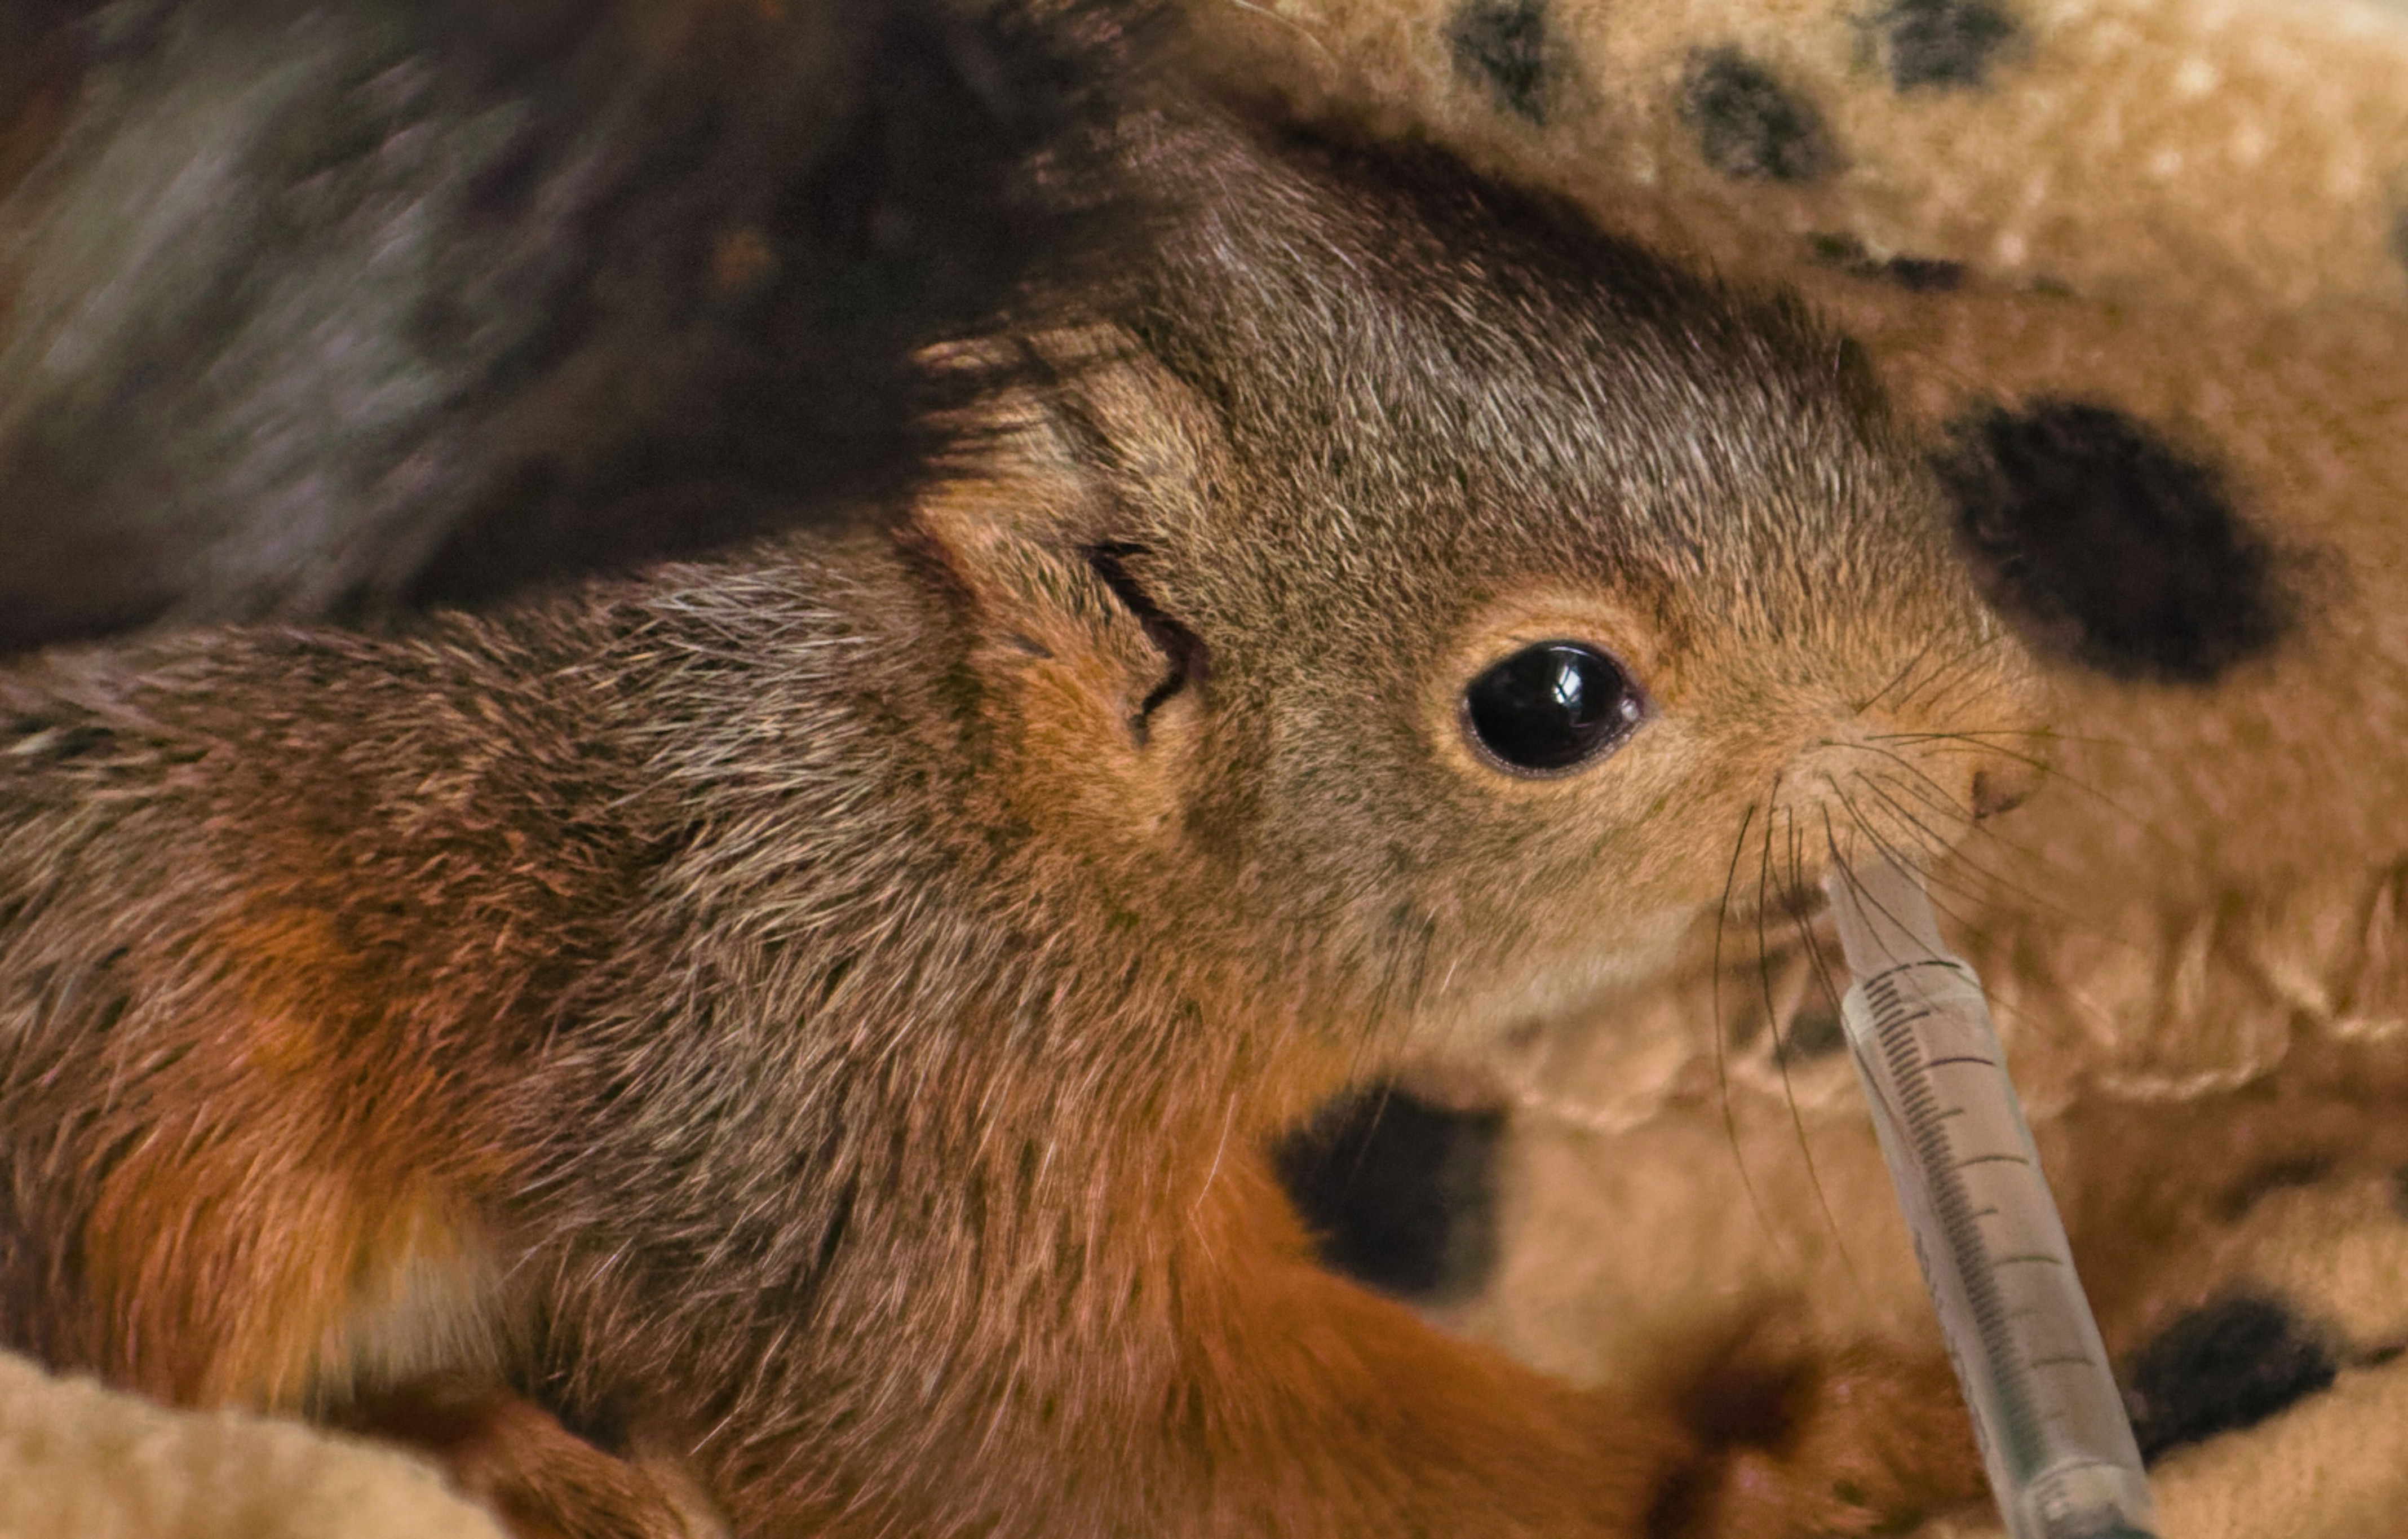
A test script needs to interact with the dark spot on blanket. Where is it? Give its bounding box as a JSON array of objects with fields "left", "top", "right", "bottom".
[
  {"left": 1807, "top": 233, "right": 1966, "bottom": 290},
  {"left": 1274, "top": 1083, "right": 1504, "bottom": 1303},
  {"left": 1776, "top": 1003, "right": 1847, "bottom": 1064},
  {"left": 1938, "top": 400, "right": 2292, "bottom": 684},
  {"left": 2123, "top": 1295, "right": 2338, "bottom": 1462},
  {"left": 1869, "top": 0, "right": 2019, "bottom": 90},
  {"left": 2392, "top": 205, "right": 2408, "bottom": 286},
  {"left": 1878, "top": 255, "right": 1965, "bottom": 291},
  {"left": 1680, "top": 48, "right": 1836, "bottom": 184},
  {"left": 1446, "top": 0, "right": 1553, "bottom": 122}
]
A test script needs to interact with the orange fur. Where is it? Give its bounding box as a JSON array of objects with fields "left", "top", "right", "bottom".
[
  {"left": 0, "top": 16, "right": 2037, "bottom": 1531},
  {"left": 82, "top": 907, "right": 494, "bottom": 1409},
  {"left": 1171, "top": 1155, "right": 1676, "bottom": 1534},
  {"left": 344, "top": 1381, "right": 715, "bottom": 1539}
]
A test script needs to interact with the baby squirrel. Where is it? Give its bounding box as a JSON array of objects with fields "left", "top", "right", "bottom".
[{"left": 0, "top": 0, "right": 2035, "bottom": 1533}]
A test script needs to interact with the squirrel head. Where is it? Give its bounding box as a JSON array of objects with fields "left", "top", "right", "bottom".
[{"left": 913, "top": 129, "right": 2040, "bottom": 1039}]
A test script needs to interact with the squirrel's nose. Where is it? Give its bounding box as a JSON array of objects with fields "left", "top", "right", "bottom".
[{"left": 1969, "top": 760, "right": 2040, "bottom": 821}]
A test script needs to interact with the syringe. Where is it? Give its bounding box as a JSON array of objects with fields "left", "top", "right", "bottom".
[{"left": 1824, "top": 859, "right": 2158, "bottom": 1539}]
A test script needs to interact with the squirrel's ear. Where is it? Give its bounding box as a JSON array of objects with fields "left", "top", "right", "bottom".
[{"left": 910, "top": 337, "right": 1212, "bottom": 747}]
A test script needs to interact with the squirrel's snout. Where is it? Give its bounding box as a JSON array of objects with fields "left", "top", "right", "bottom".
[
  {"left": 1969, "top": 762, "right": 2039, "bottom": 821},
  {"left": 1770, "top": 718, "right": 2042, "bottom": 885}
]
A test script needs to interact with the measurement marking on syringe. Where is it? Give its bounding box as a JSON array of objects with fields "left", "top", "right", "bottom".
[
  {"left": 1867, "top": 966, "right": 2058, "bottom": 1471},
  {"left": 1957, "top": 1155, "right": 2030, "bottom": 1168},
  {"left": 1924, "top": 1055, "right": 1998, "bottom": 1069},
  {"left": 2030, "top": 1355, "right": 2096, "bottom": 1369},
  {"left": 1991, "top": 1253, "right": 2067, "bottom": 1267}
]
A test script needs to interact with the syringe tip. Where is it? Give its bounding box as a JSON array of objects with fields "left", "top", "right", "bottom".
[{"left": 1825, "top": 857, "right": 1949, "bottom": 974}]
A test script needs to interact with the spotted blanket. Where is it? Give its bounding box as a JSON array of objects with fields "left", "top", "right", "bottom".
[
  {"left": 7, "top": 0, "right": 2407, "bottom": 1534},
  {"left": 1225, "top": 0, "right": 2408, "bottom": 1532}
]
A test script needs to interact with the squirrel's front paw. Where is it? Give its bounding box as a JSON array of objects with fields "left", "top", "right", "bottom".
[
  {"left": 1646, "top": 1325, "right": 1985, "bottom": 1539},
  {"left": 340, "top": 1379, "right": 724, "bottom": 1539}
]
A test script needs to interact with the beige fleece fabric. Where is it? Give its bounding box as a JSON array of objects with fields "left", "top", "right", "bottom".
[
  {"left": 0, "top": 1348, "right": 504, "bottom": 1539},
  {"left": 10, "top": 0, "right": 2408, "bottom": 1534},
  {"left": 1181, "top": 0, "right": 2408, "bottom": 1531}
]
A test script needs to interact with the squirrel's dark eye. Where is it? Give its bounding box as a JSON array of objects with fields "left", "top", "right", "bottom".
[{"left": 1461, "top": 642, "right": 1644, "bottom": 775}]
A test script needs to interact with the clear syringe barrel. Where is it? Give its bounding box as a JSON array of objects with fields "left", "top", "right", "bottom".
[{"left": 1825, "top": 860, "right": 2157, "bottom": 1539}]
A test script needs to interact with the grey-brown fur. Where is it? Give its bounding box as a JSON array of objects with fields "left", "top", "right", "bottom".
[
  {"left": 0, "top": 0, "right": 1141, "bottom": 647},
  {"left": 0, "top": 7, "right": 2028, "bottom": 1534}
]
